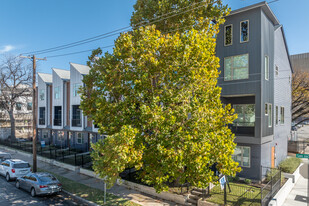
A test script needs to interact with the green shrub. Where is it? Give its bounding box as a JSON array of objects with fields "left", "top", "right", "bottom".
[
  {"left": 233, "top": 176, "right": 240, "bottom": 182},
  {"left": 227, "top": 176, "right": 233, "bottom": 182},
  {"left": 279, "top": 157, "right": 302, "bottom": 174},
  {"left": 244, "top": 179, "right": 251, "bottom": 184}
]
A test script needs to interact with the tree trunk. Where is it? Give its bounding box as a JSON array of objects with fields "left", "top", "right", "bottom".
[{"left": 8, "top": 109, "right": 16, "bottom": 141}]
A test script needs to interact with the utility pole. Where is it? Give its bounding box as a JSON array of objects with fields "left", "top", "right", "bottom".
[{"left": 20, "top": 55, "right": 46, "bottom": 172}]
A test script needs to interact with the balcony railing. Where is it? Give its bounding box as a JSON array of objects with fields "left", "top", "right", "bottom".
[
  {"left": 229, "top": 122, "right": 255, "bottom": 136},
  {"left": 72, "top": 119, "right": 82, "bottom": 127},
  {"left": 54, "top": 119, "right": 62, "bottom": 126},
  {"left": 39, "top": 118, "right": 45, "bottom": 125}
]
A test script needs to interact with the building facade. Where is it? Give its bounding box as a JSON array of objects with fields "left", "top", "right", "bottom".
[
  {"left": 36, "top": 2, "right": 292, "bottom": 180},
  {"left": 216, "top": 2, "right": 292, "bottom": 179},
  {"left": 0, "top": 85, "right": 33, "bottom": 139},
  {"left": 37, "top": 64, "right": 103, "bottom": 152}
]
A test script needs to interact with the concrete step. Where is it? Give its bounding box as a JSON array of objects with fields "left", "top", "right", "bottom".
[
  {"left": 191, "top": 190, "right": 203, "bottom": 196},
  {"left": 189, "top": 194, "right": 200, "bottom": 200},
  {"left": 187, "top": 198, "right": 198, "bottom": 205}
]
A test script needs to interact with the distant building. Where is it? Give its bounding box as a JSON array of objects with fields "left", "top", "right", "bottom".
[
  {"left": 37, "top": 64, "right": 103, "bottom": 152},
  {"left": 290, "top": 52, "right": 309, "bottom": 72},
  {"left": 0, "top": 85, "right": 33, "bottom": 139}
]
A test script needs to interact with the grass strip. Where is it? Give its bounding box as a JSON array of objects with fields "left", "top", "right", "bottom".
[
  {"left": 37, "top": 168, "right": 139, "bottom": 206},
  {"left": 207, "top": 182, "right": 261, "bottom": 206}
]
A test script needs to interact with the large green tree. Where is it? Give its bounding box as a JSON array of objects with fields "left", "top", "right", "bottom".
[{"left": 80, "top": 0, "right": 240, "bottom": 192}]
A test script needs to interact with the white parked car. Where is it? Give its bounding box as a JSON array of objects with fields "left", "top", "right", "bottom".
[
  {"left": 0, "top": 159, "right": 31, "bottom": 181},
  {"left": 0, "top": 152, "right": 12, "bottom": 163}
]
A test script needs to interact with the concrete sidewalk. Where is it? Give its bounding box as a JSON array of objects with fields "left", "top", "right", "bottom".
[
  {"left": 283, "top": 159, "right": 309, "bottom": 206},
  {"left": 0, "top": 146, "right": 177, "bottom": 206}
]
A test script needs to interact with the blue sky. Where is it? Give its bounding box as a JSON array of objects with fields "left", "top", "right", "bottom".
[{"left": 0, "top": 0, "right": 307, "bottom": 74}]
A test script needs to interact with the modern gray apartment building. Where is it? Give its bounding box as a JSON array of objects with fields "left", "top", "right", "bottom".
[{"left": 216, "top": 2, "right": 292, "bottom": 179}]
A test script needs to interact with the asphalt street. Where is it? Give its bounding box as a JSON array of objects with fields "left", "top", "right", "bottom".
[{"left": 0, "top": 175, "right": 87, "bottom": 206}]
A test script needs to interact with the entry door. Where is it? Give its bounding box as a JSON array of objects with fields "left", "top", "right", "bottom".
[{"left": 271, "top": 146, "right": 275, "bottom": 168}]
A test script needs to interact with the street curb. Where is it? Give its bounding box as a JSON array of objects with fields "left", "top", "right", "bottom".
[{"left": 62, "top": 189, "right": 101, "bottom": 206}]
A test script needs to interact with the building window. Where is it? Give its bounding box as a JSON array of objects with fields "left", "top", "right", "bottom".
[
  {"left": 280, "top": 107, "right": 285, "bottom": 125},
  {"left": 39, "top": 89, "right": 45, "bottom": 101},
  {"left": 224, "top": 24, "right": 233, "bottom": 46},
  {"left": 232, "top": 146, "right": 250, "bottom": 167},
  {"left": 224, "top": 54, "right": 249, "bottom": 81},
  {"left": 54, "top": 106, "right": 62, "bottom": 126},
  {"left": 233, "top": 104, "right": 255, "bottom": 127},
  {"left": 27, "top": 102, "right": 32, "bottom": 111},
  {"left": 265, "top": 104, "right": 268, "bottom": 115},
  {"left": 77, "top": 133, "right": 84, "bottom": 144},
  {"left": 72, "top": 105, "right": 82, "bottom": 127},
  {"left": 275, "top": 65, "right": 279, "bottom": 76},
  {"left": 73, "top": 83, "right": 81, "bottom": 97},
  {"left": 54, "top": 87, "right": 60, "bottom": 99},
  {"left": 16, "top": 102, "right": 22, "bottom": 111},
  {"left": 39, "top": 107, "right": 46, "bottom": 125},
  {"left": 265, "top": 56, "right": 269, "bottom": 80},
  {"left": 240, "top": 20, "right": 249, "bottom": 43},
  {"left": 268, "top": 104, "right": 272, "bottom": 127},
  {"left": 275, "top": 106, "right": 279, "bottom": 126}
]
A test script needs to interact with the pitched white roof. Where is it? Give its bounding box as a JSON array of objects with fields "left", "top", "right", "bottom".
[
  {"left": 52, "top": 68, "right": 70, "bottom": 80},
  {"left": 70, "top": 63, "right": 90, "bottom": 75},
  {"left": 38, "top": 73, "right": 52, "bottom": 84}
]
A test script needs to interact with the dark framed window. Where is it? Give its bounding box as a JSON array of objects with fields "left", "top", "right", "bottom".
[
  {"left": 233, "top": 104, "right": 255, "bottom": 127},
  {"left": 27, "top": 102, "right": 32, "bottom": 111},
  {"left": 16, "top": 102, "right": 22, "bottom": 111},
  {"left": 54, "top": 106, "right": 62, "bottom": 126},
  {"left": 224, "top": 54, "right": 249, "bottom": 81},
  {"left": 240, "top": 20, "right": 249, "bottom": 43},
  {"left": 72, "top": 105, "right": 81, "bottom": 127},
  {"left": 39, "top": 107, "right": 45, "bottom": 125},
  {"left": 232, "top": 146, "right": 250, "bottom": 167},
  {"left": 224, "top": 24, "right": 233, "bottom": 46}
]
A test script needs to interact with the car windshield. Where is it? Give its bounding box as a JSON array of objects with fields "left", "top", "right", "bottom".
[
  {"left": 0, "top": 154, "right": 11, "bottom": 160},
  {"left": 38, "top": 175, "right": 57, "bottom": 182},
  {"left": 13, "top": 163, "right": 30, "bottom": 168}
]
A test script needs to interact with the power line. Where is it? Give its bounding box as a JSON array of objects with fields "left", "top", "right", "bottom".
[
  {"left": 22, "top": 0, "right": 215, "bottom": 55},
  {"left": 45, "top": 45, "right": 114, "bottom": 58},
  {"left": 41, "top": 16, "right": 213, "bottom": 59}
]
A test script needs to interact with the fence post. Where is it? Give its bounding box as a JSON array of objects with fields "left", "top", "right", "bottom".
[
  {"left": 55, "top": 149, "right": 57, "bottom": 159},
  {"left": 62, "top": 151, "right": 64, "bottom": 162},
  {"left": 49, "top": 148, "right": 52, "bottom": 158},
  {"left": 271, "top": 170, "right": 273, "bottom": 195},
  {"left": 260, "top": 187, "right": 263, "bottom": 205},
  {"left": 224, "top": 182, "right": 227, "bottom": 206},
  {"left": 82, "top": 155, "right": 84, "bottom": 167},
  {"left": 74, "top": 153, "right": 77, "bottom": 166}
]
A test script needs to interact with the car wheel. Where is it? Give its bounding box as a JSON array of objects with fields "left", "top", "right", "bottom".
[
  {"left": 15, "top": 181, "right": 20, "bottom": 189},
  {"left": 6, "top": 173, "right": 10, "bottom": 182},
  {"left": 31, "top": 188, "right": 36, "bottom": 197}
]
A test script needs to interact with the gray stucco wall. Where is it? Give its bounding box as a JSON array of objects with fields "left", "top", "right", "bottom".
[
  {"left": 273, "top": 27, "right": 292, "bottom": 166},
  {"left": 261, "top": 10, "right": 275, "bottom": 138},
  {"left": 217, "top": 8, "right": 263, "bottom": 141}
]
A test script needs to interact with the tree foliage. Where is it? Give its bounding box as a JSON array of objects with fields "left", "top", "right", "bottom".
[
  {"left": 292, "top": 70, "right": 309, "bottom": 124},
  {"left": 80, "top": 0, "right": 240, "bottom": 192}
]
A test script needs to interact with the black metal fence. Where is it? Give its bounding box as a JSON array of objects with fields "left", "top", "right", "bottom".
[
  {"left": 208, "top": 167, "right": 282, "bottom": 206},
  {"left": 261, "top": 167, "right": 281, "bottom": 206},
  {"left": 210, "top": 182, "right": 261, "bottom": 206},
  {"left": 0, "top": 139, "right": 93, "bottom": 170}
]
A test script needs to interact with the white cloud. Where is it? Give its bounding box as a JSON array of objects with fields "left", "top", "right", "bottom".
[{"left": 0, "top": 45, "right": 15, "bottom": 53}]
